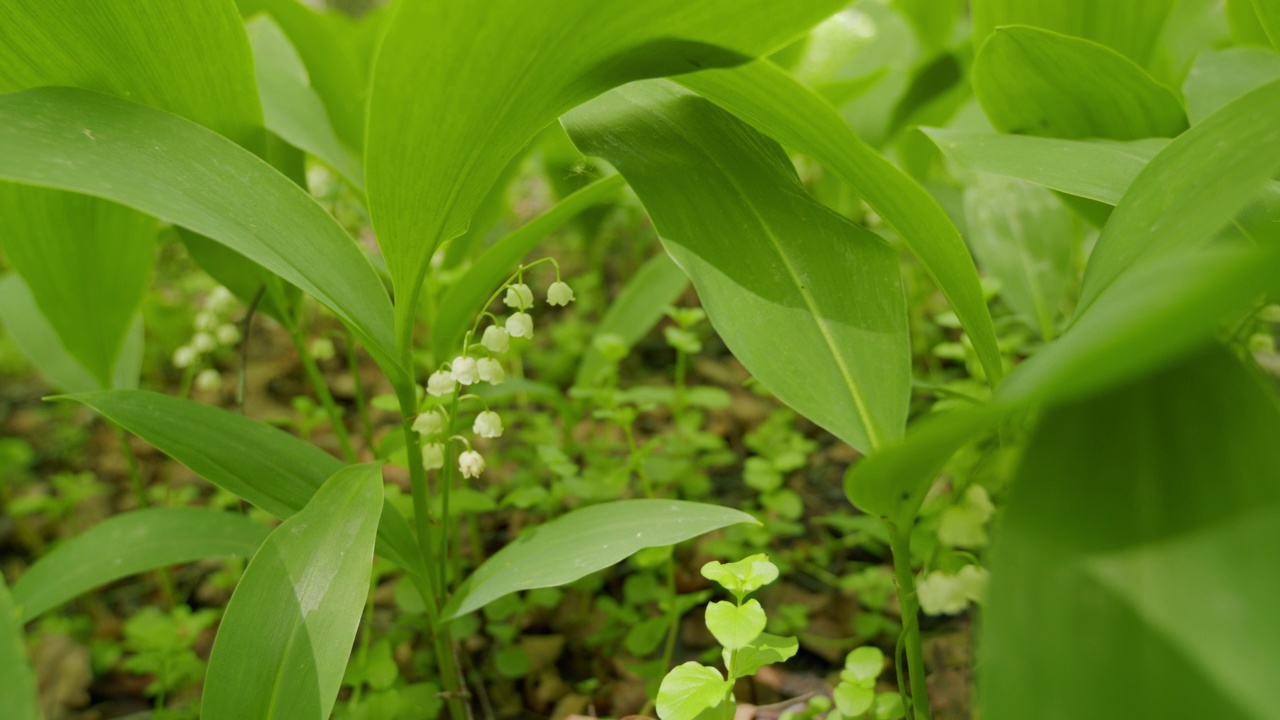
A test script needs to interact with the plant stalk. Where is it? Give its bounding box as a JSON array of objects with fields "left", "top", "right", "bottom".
[
  {"left": 886, "top": 519, "right": 931, "bottom": 720},
  {"left": 285, "top": 319, "right": 358, "bottom": 462}
]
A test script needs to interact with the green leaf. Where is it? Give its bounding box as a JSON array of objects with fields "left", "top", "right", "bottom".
[
  {"left": 0, "top": 0, "right": 264, "bottom": 385},
  {"left": 246, "top": 14, "right": 363, "bottom": 188},
  {"left": 575, "top": 252, "right": 690, "bottom": 387},
  {"left": 963, "top": 176, "right": 1075, "bottom": 339},
  {"left": 705, "top": 599, "right": 767, "bottom": 650},
  {"left": 972, "top": 27, "right": 1187, "bottom": 140},
  {"left": 1183, "top": 48, "right": 1280, "bottom": 124},
  {"left": 727, "top": 632, "right": 798, "bottom": 679},
  {"left": 0, "top": 274, "right": 142, "bottom": 392},
  {"left": 1078, "top": 78, "right": 1280, "bottom": 313},
  {"left": 564, "top": 80, "right": 911, "bottom": 453},
  {"left": 442, "top": 499, "right": 757, "bottom": 619},
  {"left": 365, "top": 0, "right": 847, "bottom": 327},
  {"left": 982, "top": 347, "right": 1280, "bottom": 719},
  {"left": 11, "top": 508, "right": 267, "bottom": 623},
  {"left": 203, "top": 464, "right": 383, "bottom": 720},
  {"left": 62, "top": 390, "right": 425, "bottom": 584},
  {"left": 657, "top": 662, "right": 730, "bottom": 720},
  {"left": 0, "top": 578, "right": 39, "bottom": 720},
  {"left": 844, "top": 646, "right": 885, "bottom": 686},
  {"left": 1252, "top": 0, "right": 1280, "bottom": 49},
  {"left": 924, "top": 129, "right": 1162, "bottom": 206},
  {"left": 431, "top": 174, "right": 625, "bottom": 360},
  {"left": 0, "top": 87, "right": 403, "bottom": 382},
  {"left": 700, "top": 554, "right": 780, "bottom": 600},
  {"left": 676, "top": 60, "right": 1003, "bottom": 384},
  {"left": 971, "top": 0, "right": 1175, "bottom": 68},
  {"left": 834, "top": 683, "right": 875, "bottom": 717}
]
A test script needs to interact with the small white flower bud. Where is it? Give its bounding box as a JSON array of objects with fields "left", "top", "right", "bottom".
[
  {"left": 481, "top": 325, "right": 510, "bottom": 353},
  {"left": 172, "top": 345, "right": 197, "bottom": 369},
  {"left": 503, "top": 283, "right": 534, "bottom": 309},
  {"left": 473, "top": 410, "right": 504, "bottom": 438},
  {"left": 310, "top": 337, "right": 336, "bottom": 361},
  {"left": 207, "top": 286, "right": 235, "bottom": 312},
  {"left": 451, "top": 356, "right": 479, "bottom": 385},
  {"left": 194, "top": 311, "right": 218, "bottom": 332},
  {"left": 215, "top": 324, "right": 241, "bottom": 346},
  {"left": 194, "top": 369, "right": 222, "bottom": 391},
  {"left": 426, "top": 370, "right": 456, "bottom": 397},
  {"left": 421, "top": 443, "right": 445, "bottom": 470},
  {"left": 459, "top": 450, "right": 486, "bottom": 478},
  {"left": 506, "top": 312, "right": 533, "bottom": 339},
  {"left": 546, "top": 281, "right": 575, "bottom": 306},
  {"left": 412, "top": 411, "right": 444, "bottom": 436},
  {"left": 477, "top": 358, "right": 504, "bottom": 385},
  {"left": 192, "top": 332, "right": 216, "bottom": 353}
]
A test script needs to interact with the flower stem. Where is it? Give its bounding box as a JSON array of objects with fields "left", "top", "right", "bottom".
[{"left": 886, "top": 518, "right": 931, "bottom": 720}]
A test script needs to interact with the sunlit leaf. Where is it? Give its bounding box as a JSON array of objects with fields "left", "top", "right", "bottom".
[
  {"left": 657, "top": 662, "right": 730, "bottom": 720},
  {"left": 565, "top": 80, "right": 911, "bottom": 453},
  {"left": 705, "top": 599, "right": 766, "bottom": 650},
  {"left": 729, "top": 633, "right": 799, "bottom": 679},
  {"left": 971, "top": 0, "right": 1175, "bottom": 68},
  {"left": 12, "top": 508, "right": 269, "bottom": 622},
  {"left": 203, "top": 464, "right": 383, "bottom": 720}
]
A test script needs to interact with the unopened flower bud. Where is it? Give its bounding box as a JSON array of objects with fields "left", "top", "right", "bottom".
[
  {"left": 426, "top": 370, "right": 456, "bottom": 397},
  {"left": 459, "top": 450, "right": 486, "bottom": 478},
  {"left": 506, "top": 312, "right": 533, "bottom": 339},
  {"left": 172, "top": 345, "right": 197, "bottom": 369},
  {"left": 473, "top": 410, "right": 504, "bottom": 438},
  {"left": 503, "top": 283, "right": 534, "bottom": 310},
  {"left": 194, "top": 311, "right": 217, "bottom": 332},
  {"left": 309, "top": 337, "right": 335, "bottom": 361},
  {"left": 477, "top": 358, "right": 504, "bottom": 385},
  {"left": 207, "top": 286, "right": 235, "bottom": 312},
  {"left": 482, "top": 325, "right": 510, "bottom": 353},
  {"left": 194, "top": 369, "right": 222, "bottom": 392},
  {"left": 451, "top": 356, "right": 479, "bottom": 385},
  {"left": 412, "top": 411, "right": 444, "bottom": 435},
  {"left": 546, "top": 281, "right": 575, "bottom": 306},
  {"left": 192, "top": 332, "right": 216, "bottom": 353},
  {"left": 421, "top": 443, "right": 445, "bottom": 470},
  {"left": 215, "top": 324, "right": 241, "bottom": 345}
]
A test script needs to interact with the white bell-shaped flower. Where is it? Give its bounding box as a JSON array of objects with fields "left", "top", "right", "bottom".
[
  {"left": 194, "top": 311, "right": 218, "bottom": 332},
  {"left": 421, "top": 443, "right": 445, "bottom": 470},
  {"left": 503, "top": 283, "right": 534, "bottom": 310},
  {"left": 309, "top": 337, "right": 336, "bottom": 361},
  {"left": 194, "top": 369, "right": 222, "bottom": 392},
  {"left": 207, "top": 286, "right": 235, "bottom": 312},
  {"left": 546, "top": 281, "right": 575, "bottom": 306},
  {"left": 451, "top": 356, "right": 479, "bottom": 385},
  {"left": 172, "top": 345, "right": 198, "bottom": 369},
  {"left": 506, "top": 312, "right": 534, "bottom": 339},
  {"left": 481, "top": 325, "right": 510, "bottom": 353},
  {"left": 459, "top": 450, "right": 486, "bottom": 478},
  {"left": 473, "top": 410, "right": 504, "bottom": 438},
  {"left": 477, "top": 358, "right": 504, "bottom": 385},
  {"left": 412, "top": 411, "right": 444, "bottom": 436},
  {"left": 215, "top": 324, "right": 241, "bottom": 346},
  {"left": 426, "top": 369, "right": 456, "bottom": 397},
  {"left": 192, "top": 332, "right": 216, "bottom": 353}
]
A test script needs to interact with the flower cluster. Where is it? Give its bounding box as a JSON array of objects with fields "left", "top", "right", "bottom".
[
  {"left": 413, "top": 272, "right": 574, "bottom": 480},
  {"left": 172, "top": 286, "right": 242, "bottom": 391}
]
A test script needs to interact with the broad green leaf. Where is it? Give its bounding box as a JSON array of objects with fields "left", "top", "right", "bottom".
[
  {"left": 700, "top": 554, "right": 780, "bottom": 600},
  {"left": 657, "top": 662, "right": 730, "bottom": 720},
  {"left": 0, "top": 88, "right": 403, "bottom": 380},
  {"left": 971, "top": 0, "right": 1175, "bottom": 68},
  {"left": 565, "top": 81, "right": 911, "bottom": 453},
  {"left": 0, "top": 0, "right": 263, "bottom": 385},
  {"left": 442, "top": 499, "right": 757, "bottom": 619},
  {"left": 844, "top": 646, "right": 886, "bottom": 686},
  {"left": 834, "top": 684, "right": 876, "bottom": 717},
  {"left": 1183, "top": 47, "right": 1280, "bottom": 124},
  {"left": 1078, "top": 79, "right": 1280, "bottom": 313},
  {"left": 706, "top": 600, "right": 767, "bottom": 650},
  {"left": 11, "top": 508, "right": 268, "bottom": 622},
  {"left": 1251, "top": 0, "right": 1280, "bottom": 48},
  {"left": 1227, "top": 0, "right": 1277, "bottom": 47},
  {"left": 924, "top": 129, "right": 1162, "bottom": 206},
  {"left": 365, "top": 0, "right": 848, "bottom": 332},
  {"left": 982, "top": 347, "right": 1280, "bottom": 719},
  {"left": 246, "top": 14, "right": 363, "bottom": 189},
  {"left": 203, "top": 464, "right": 383, "bottom": 720},
  {"left": 431, "top": 174, "right": 625, "bottom": 360},
  {"left": 728, "top": 633, "right": 799, "bottom": 679},
  {"left": 62, "top": 390, "right": 424, "bottom": 583},
  {"left": 0, "top": 578, "right": 38, "bottom": 720},
  {"left": 963, "top": 176, "right": 1075, "bottom": 339},
  {"left": 0, "top": 274, "right": 142, "bottom": 392},
  {"left": 676, "top": 60, "right": 1003, "bottom": 384},
  {"left": 972, "top": 27, "right": 1187, "bottom": 140},
  {"left": 575, "top": 252, "right": 690, "bottom": 387}
]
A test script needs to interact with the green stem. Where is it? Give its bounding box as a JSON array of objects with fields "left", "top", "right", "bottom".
[
  {"left": 117, "top": 426, "right": 147, "bottom": 509},
  {"left": 285, "top": 318, "right": 357, "bottom": 463},
  {"left": 674, "top": 348, "right": 687, "bottom": 415},
  {"left": 623, "top": 419, "right": 653, "bottom": 499},
  {"left": 886, "top": 519, "right": 931, "bottom": 720},
  {"left": 439, "top": 391, "right": 462, "bottom": 595},
  {"left": 659, "top": 557, "right": 680, "bottom": 673}
]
